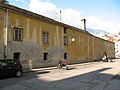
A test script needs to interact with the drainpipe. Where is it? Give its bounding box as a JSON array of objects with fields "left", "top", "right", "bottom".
[{"left": 4, "top": 8, "right": 8, "bottom": 59}]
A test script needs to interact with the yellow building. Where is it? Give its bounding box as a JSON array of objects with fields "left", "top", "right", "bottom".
[{"left": 0, "top": 3, "right": 115, "bottom": 71}]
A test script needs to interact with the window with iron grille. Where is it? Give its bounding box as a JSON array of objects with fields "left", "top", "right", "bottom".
[
  {"left": 64, "top": 36, "right": 68, "bottom": 46},
  {"left": 43, "top": 32, "right": 49, "bottom": 44},
  {"left": 13, "top": 27, "right": 23, "bottom": 41}
]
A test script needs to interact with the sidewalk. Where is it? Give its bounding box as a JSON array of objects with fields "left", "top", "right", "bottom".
[{"left": 31, "top": 61, "right": 101, "bottom": 72}]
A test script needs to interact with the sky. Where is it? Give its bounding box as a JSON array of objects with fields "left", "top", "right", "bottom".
[{"left": 8, "top": 0, "right": 120, "bottom": 34}]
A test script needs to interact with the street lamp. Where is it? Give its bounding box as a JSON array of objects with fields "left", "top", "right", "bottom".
[{"left": 81, "top": 19, "right": 86, "bottom": 31}]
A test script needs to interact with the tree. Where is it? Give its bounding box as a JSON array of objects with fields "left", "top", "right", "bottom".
[{"left": 0, "top": 0, "right": 9, "bottom": 3}]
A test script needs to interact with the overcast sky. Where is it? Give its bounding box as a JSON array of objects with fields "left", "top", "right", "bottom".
[{"left": 8, "top": 0, "right": 120, "bottom": 34}]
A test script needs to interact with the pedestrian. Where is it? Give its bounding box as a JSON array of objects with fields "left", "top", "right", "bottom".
[{"left": 102, "top": 51, "right": 108, "bottom": 62}]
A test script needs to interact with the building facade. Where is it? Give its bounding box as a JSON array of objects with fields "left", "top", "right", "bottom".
[
  {"left": 0, "top": 3, "right": 115, "bottom": 71},
  {"left": 115, "top": 41, "right": 120, "bottom": 58}
]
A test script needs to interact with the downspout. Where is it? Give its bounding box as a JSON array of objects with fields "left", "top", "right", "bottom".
[{"left": 4, "top": 8, "right": 8, "bottom": 59}]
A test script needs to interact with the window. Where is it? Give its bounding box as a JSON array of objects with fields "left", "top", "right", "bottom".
[
  {"left": 43, "top": 32, "right": 49, "bottom": 44},
  {"left": 13, "top": 27, "right": 23, "bottom": 41},
  {"left": 64, "top": 36, "right": 68, "bottom": 46},
  {"left": 64, "top": 53, "right": 67, "bottom": 59},
  {"left": 13, "top": 52, "right": 20, "bottom": 60},
  {"left": 64, "top": 27, "right": 67, "bottom": 33},
  {"left": 43, "top": 53, "right": 48, "bottom": 60}
]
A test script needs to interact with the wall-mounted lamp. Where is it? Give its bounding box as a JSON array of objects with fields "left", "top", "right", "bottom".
[
  {"left": 71, "top": 37, "right": 75, "bottom": 42},
  {"left": 70, "top": 37, "right": 75, "bottom": 44}
]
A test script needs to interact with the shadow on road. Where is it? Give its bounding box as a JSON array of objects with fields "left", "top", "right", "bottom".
[
  {"left": 0, "top": 71, "right": 50, "bottom": 89},
  {"left": 28, "top": 67, "right": 117, "bottom": 90},
  {"left": 2, "top": 67, "right": 117, "bottom": 90},
  {"left": 1, "top": 59, "right": 120, "bottom": 90}
]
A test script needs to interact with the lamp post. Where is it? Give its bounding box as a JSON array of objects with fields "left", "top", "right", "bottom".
[{"left": 81, "top": 19, "right": 86, "bottom": 31}]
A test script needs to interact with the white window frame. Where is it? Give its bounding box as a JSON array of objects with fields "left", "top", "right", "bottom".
[
  {"left": 13, "top": 27, "right": 23, "bottom": 41},
  {"left": 43, "top": 32, "right": 49, "bottom": 44},
  {"left": 64, "top": 36, "right": 68, "bottom": 46}
]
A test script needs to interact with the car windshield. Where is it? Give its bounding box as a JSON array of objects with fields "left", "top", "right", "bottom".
[
  {"left": 7, "top": 60, "right": 15, "bottom": 64},
  {"left": 0, "top": 60, "right": 7, "bottom": 66},
  {"left": 0, "top": 60, "right": 17, "bottom": 67}
]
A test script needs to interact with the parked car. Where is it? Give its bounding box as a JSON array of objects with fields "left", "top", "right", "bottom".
[{"left": 0, "top": 59, "right": 23, "bottom": 78}]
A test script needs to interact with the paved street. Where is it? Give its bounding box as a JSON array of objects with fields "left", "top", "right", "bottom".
[{"left": 0, "top": 59, "right": 120, "bottom": 90}]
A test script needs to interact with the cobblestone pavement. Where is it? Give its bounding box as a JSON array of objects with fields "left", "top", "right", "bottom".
[{"left": 1, "top": 59, "right": 120, "bottom": 90}]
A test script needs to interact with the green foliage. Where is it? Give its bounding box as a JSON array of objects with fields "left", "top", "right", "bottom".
[{"left": 0, "top": 0, "right": 9, "bottom": 3}]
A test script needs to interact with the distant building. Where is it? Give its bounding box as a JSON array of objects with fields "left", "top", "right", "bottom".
[
  {"left": 102, "top": 34, "right": 119, "bottom": 42},
  {"left": 0, "top": 2, "right": 115, "bottom": 71},
  {"left": 102, "top": 35, "right": 109, "bottom": 41},
  {"left": 115, "top": 41, "right": 120, "bottom": 58}
]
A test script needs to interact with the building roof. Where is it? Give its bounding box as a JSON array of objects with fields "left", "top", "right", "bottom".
[{"left": 0, "top": 2, "right": 83, "bottom": 31}]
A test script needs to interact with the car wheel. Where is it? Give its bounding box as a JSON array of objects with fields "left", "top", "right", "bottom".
[{"left": 16, "top": 70, "right": 22, "bottom": 77}]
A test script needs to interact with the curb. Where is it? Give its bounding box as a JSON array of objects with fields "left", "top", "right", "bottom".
[{"left": 30, "top": 61, "right": 100, "bottom": 72}]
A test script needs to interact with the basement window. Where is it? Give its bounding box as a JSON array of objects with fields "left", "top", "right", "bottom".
[
  {"left": 64, "top": 53, "right": 67, "bottom": 59},
  {"left": 43, "top": 53, "right": 48, "bottom": 60}
]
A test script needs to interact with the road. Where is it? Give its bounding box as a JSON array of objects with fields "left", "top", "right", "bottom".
[{"left": 0, "top": 59, "right": 120, "bottom": 90}]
